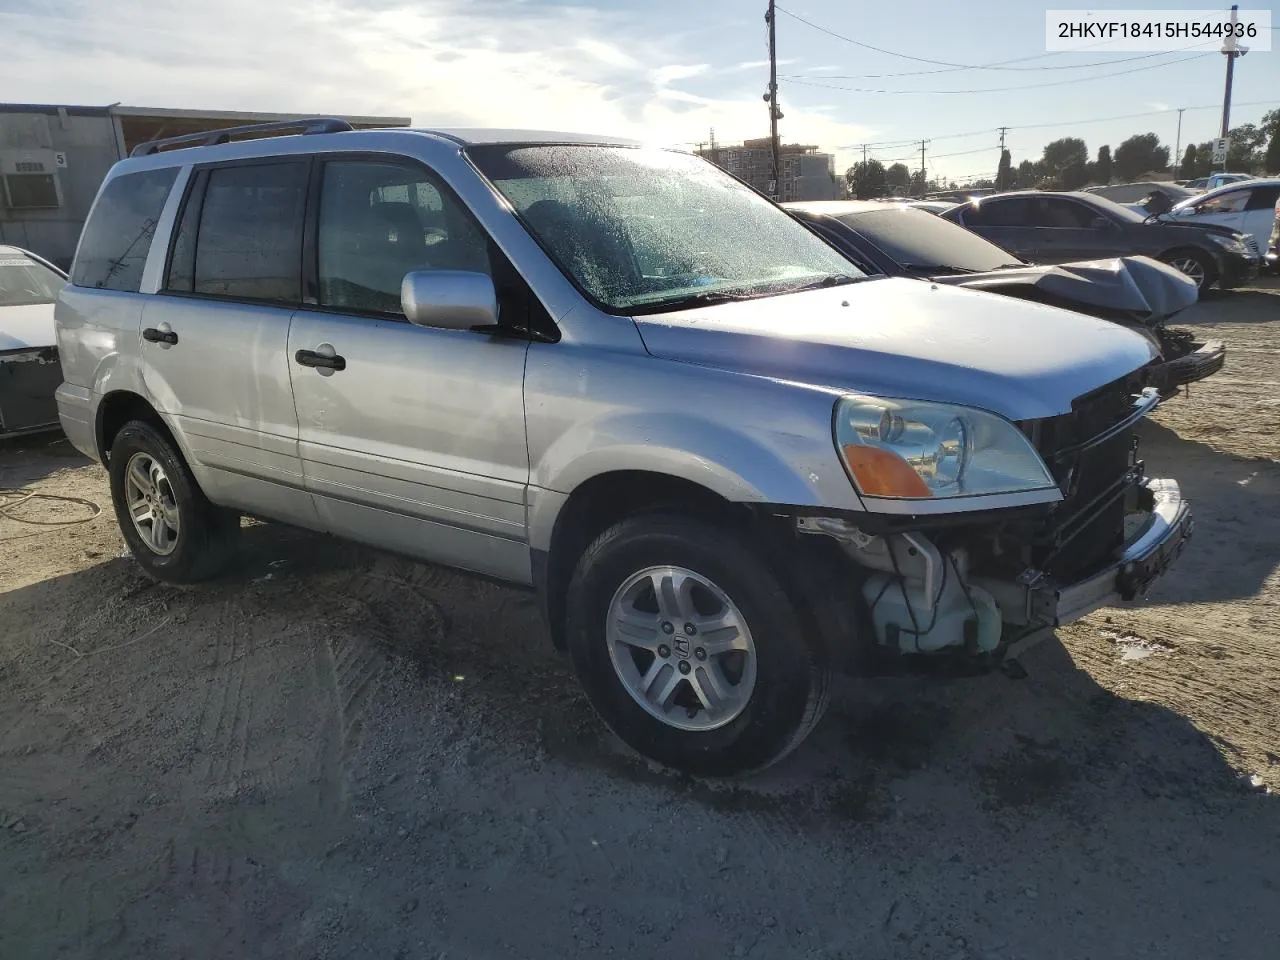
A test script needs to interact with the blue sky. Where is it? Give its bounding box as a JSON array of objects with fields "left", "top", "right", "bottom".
[{"left": 1, "top": 0, "right": 1276, "bottom": 179}]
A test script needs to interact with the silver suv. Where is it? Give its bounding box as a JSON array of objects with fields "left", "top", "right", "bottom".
[{"left": 54, "top": 120, "right": 1193, "bottom": 775}]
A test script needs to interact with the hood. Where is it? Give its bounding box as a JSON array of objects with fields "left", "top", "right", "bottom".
[
  {"left": 1148, "top": 216, "right": 1246, "bottom": 239},
  {"left": 0, "top": 301, "right": 56, "bottom": 353},
  {"left": 932, "top": 255, "right": 1198, "bottom": 324},
  {"left": 633, "top": 277, "right": 1158, "bottom": 421}
]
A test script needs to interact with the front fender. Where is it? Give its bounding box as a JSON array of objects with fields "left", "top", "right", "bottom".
[
  {"left": 535, "top": 412, "right": 831, "bottom": 503},
  {"left": 528, "top": 408, "right": 867, "bottom": 555}
]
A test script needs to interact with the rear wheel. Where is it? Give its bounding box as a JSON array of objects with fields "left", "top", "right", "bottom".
[
  {"left": 108, "top": 420, "right": 240, "bottom": 584},
  {"left": 564, "top": 513, "right": 831, "bottom": 776}
]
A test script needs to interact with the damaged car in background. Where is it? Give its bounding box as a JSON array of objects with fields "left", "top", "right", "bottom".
[
  {"left": 57, "top": 126, "right": 1194, "bottom": 775},
  {"left": 786, "top": 200, "right": 1225, "bottom": 397},
  {"left": 1, "top": 245, "right": 66, "bottom": 438}
]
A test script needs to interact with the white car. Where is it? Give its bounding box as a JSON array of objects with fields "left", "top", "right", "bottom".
[
  {"left": 1168, "top": 178, "right": 1280, "bottom": 259},
  {"left": 1187, "top": 173, "right": 1254, "bottom": 191},
  {"left": 0, "top": 245, "right": 66, "bottom": 437}
]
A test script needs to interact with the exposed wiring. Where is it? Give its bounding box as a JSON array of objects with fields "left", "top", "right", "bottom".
[
  {"left": 885, "top": 536, "right": 949, "bottom": 639},
  {"left": 866, "top": 572, "right": 893, "bottom": 614}
]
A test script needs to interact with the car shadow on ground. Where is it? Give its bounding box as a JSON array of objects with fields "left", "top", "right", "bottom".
[
  {"left": 2, "top": 519, "right": 1277, "bottom": 959},
  {"left": 0, "top": 431, "right": 91, "bottom": 487},
  {"left": 1130, "top": 417, "right": 1280, "bottom": 607},
  {"left": 1178, "top": 287, "right": 1280, "bottom": 324}
]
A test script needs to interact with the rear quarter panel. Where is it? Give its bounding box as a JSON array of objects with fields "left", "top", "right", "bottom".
[{"left": 54, "top": 287, "right": 146, "bottom": 398}]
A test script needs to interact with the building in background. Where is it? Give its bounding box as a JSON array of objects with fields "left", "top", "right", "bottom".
[
  {"left": 696, "top": 137, "right": 838, "bottom": 202},
  {"left": 0, "top": 104, "right": 409, "bottom": 269}
]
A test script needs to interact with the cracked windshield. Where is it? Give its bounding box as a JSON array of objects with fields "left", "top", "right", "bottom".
[{"left": 469, "top": 144, "right": 860, "bottom": 310}]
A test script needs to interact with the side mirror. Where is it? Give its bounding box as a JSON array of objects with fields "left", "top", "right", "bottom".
[{"left": 401, "top": 270, "right": 498, "bottom": 331}]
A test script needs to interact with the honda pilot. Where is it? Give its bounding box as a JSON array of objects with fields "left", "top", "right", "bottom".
[{"left": 55, "top": 121, "right": 1193, "bottom": 775}]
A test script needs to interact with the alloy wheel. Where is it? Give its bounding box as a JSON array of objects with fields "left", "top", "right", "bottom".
[
  {"left": 123, "top": 452, "right": 181, "bottom": 555},
  {"left": 605, "top": 565, "right": 757, "bottom": 731},
  {"left": 1167, "top": 256, "right": 1206, "bottom": 287}
]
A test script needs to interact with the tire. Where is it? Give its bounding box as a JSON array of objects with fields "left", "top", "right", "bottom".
[
  {"left": 1159, "top": 249, "right": 1215, "bottom": 294},
  {"left": 564, "top": 513, "right": 831, "bottom": 777},
  {"left": 107, "top": 419, "right": 240, "bottom": 584}
]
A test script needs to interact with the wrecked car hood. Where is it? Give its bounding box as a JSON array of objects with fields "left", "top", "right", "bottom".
[
  {"left": 929, "top": 256, "right": 1198, "bottom": 323},
  {"left": 0, "top": 302, "right": 57, "bottom": 353},
  {"left": 634, "top": 277, "right": 1157, "bottom": 421}
]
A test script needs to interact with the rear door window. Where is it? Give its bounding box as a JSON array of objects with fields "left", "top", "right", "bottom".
[
  {"left": 181, "top": 161, "right": 308, "bottom": 303},
  {"left": 1038, "top": 198, "right": 1097, "bottom": 228},
  {"left": 71, "top": 167, "right": 178, "bottom": 292}
]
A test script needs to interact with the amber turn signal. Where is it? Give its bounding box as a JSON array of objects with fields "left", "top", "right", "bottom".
[{"left": 841, "top": 444, "right": 932, "bottom": 498}]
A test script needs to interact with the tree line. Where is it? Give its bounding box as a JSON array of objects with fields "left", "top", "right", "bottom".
[{"left": 846, "top": 109, "right": 1280, "bottom": 197}]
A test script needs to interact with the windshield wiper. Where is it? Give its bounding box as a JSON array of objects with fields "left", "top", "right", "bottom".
[
  {"left": 774, "top": 273, "right": 864, "bottom": 294},
  {"left": 627, "top": 274, "right": 862, "bottom": 314},
  {"left": 901, "top": 262, "right": 977, "bottom": 275},
  {"left": 628, "top": 288, "right": 760, "bottom": 314}
]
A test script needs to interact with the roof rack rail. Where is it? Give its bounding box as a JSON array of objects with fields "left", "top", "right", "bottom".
[{"left": 129, "top": 117, "right": 356, "bottom": 158}]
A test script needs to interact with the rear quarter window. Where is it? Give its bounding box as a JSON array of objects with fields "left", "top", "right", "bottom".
[{"left": 71, "top": 167, "right": 179, "bottom": 292}]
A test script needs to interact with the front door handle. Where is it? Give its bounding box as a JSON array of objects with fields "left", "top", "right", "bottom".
[
  {"left": 142, "top": 327, "right": 178, "bottom": 345},
  {"left": 295, "top": 348, "right": 346, "bottom": 371}
]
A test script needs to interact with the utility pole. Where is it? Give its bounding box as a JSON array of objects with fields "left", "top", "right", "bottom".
[
  {"left": 764, "top": 0, "right": 782, "bottom": 199},
  {"left": 861, "top": 144, "right": 868, "bottom": 165},
  {"left": 1218, "top": 4, "right": 1248, "bottom": 169},
  {"left": 918, "top": 139, "right": 929, "bottom": 197},
  {"left": 997, "top": 126, "right": 1008, "bottom": 187},
  {"left": 1172, "top": 108, "right": 1185, "bottom": 178}
]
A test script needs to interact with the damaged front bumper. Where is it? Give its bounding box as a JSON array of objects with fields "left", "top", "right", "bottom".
[
  {"left": 796, "top": 474, "right": 1192, "bottom": 665},
  {"left": 983, "top": 477, "right": 1192, "bottom": 630},
  {"left": 1155, "top": 339, "right": 1226, "bottom": 391}
]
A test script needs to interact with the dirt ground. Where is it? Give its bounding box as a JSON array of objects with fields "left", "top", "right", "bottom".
[{"left": 2, "top": 280, "right": 1279, "bottom": 960}]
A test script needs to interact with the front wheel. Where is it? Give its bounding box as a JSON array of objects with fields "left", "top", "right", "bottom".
[
  {"left": 108, "top": 420, "right": 240, "bottom": 584},
  {"left": 564, "top": 513, "right": 831, "bottom": 776},
  {"left": 1160, "top": 249, "right": 1215, "bottom": 294}
]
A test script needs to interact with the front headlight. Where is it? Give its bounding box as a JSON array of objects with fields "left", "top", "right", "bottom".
[
  {"left": 1206, "top": 233, "right": 1249, "bottom": 255},
  {"left": 834, "top": 395, "right": 1058, "bottom": 500}
]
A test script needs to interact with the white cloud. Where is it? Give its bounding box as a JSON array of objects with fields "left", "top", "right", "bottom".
[
  {"left": 652, "top": 64, "right": 710, "bottom": 86},
  {"left": 576, "top": 38, "right": 641, "bottom": 69},
  {"left": 0, "top": 0, "right": 872, "bottom": 164},
  {"left": 730, "top": 58, "right": 796, "bottom": 71}
]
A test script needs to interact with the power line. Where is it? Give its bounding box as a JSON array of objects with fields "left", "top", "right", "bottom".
[
  {"left": 802, "top": 46, "right": 1209, "bottom": 79},
  {"left": 773, "top": 4, "right": 1069, "bottom": 71},
  {"left": 779, "top": 52, "right": 1214, "bottom": 95},
  {"left": 834, "top": 99, "right": 1278, "bottom": 168},
  {"left": 775, "top": 4, "right": 1224, "bottom": 76}
]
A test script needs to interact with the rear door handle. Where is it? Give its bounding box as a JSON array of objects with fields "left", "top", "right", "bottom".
[
  {"left": 295, "top": 349, "right": 346, "bottom": 371},
  {"left": 142, "top": 327, "right": 178, "bottom": 345}
]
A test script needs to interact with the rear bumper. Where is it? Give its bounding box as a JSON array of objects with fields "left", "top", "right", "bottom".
[
  {"left": 0, "top": 349, "right": 62, "bottom": 437},
  {"left": 1156, "top": 339, "right": 1226, "bottom": 389},
  {"left": 53, "top": 382, "right": 98, "bottom": 461},
  {"left": 1035, "top": 477, "right": 1192, "bottom": 626}
]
